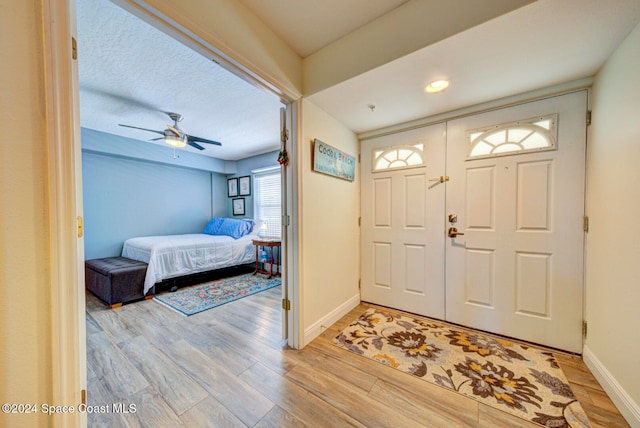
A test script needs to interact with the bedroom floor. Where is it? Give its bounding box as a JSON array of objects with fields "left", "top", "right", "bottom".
[{"left": 85, "top": 283, "right": 628, "bottom": 427}]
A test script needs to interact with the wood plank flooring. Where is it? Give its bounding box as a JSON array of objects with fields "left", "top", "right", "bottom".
[{"left": 86, "top": 281, "right": 629, "bottom": 427}]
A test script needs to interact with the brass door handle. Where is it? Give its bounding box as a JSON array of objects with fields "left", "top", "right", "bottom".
[
  {"left": 448, "top": 227, "right": 465, "bottom": 237},
  {"left": 429, "top": 176, "right": 450, "bottom": 183}
]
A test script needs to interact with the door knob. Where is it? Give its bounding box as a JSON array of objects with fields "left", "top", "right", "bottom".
[{"left": 448, "top": 227, "right": 465, "bottom": 237}]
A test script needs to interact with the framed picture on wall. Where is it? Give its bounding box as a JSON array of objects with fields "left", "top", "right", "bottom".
[
  {"left": 239, "top": 176, "right": 251, "bottom": 196},
  {"left": 227, "top": 178, "right": 238, "bottom": 197},
  {"left": 232, "top": 198, "right": 245, "bottom": 216}
]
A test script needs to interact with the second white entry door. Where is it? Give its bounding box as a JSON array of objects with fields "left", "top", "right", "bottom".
[{"left": 361, "top": 123, "right": 446, "bottom": 319}]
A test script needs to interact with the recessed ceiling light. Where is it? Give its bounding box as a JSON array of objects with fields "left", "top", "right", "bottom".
[{"left": 425, "top": 79, "right": 449, "bottom": 93}]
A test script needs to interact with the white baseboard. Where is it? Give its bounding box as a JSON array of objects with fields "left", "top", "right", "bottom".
[
  {"left": 583, "top": 345, "right": 640, "bottom": 427},
  {"left": 303, "top": 293, "right": 360, "bottom": 347}
]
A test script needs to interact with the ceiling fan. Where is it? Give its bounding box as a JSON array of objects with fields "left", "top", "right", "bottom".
[{"left": 119, "top": 112, "right": 222, "bottom": 150}]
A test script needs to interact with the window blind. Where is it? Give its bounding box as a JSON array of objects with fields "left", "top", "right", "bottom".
[{"left": 253, "top": 170, "right": 281, "bottom": 238}]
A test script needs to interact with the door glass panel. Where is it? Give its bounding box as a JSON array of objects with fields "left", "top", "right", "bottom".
[
  {"left": 485, "top": 130, "right": 506, "bottom": 145},
  {"left": 493, "top": 143, "right": 521, "bottom": 153},
  {"left": 372, "top": 144, "right": 425, "bottom": 172},
  {"left": 466, "top": 114, "right": 557, "bottom": 160},
  {"left": 508, "top": 128, "right": 533, "bottom": 142},
  {"left": 469, "top": 141, "right": 493, "bottom": 157}
]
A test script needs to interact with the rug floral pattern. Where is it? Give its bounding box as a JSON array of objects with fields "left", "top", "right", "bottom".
[
  {"left": 154, "top": 274, "right": 281, "bottom": 316},
  {"left": 333, "top": 308, "right": 590, "bottom": 428}
]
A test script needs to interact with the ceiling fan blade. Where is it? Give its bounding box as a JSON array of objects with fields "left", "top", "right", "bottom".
[
  {"left": 118, "top": 124, "right": 164, "bottom": 135},
  {"left": 187, "top": 141, "right": 206, "bottom": 151},
  {"left": 150, "top": 137, "right": 163, "bottom": 141},
  {"left": 187, "top": 134, "right": 222, "bottom": 146}
]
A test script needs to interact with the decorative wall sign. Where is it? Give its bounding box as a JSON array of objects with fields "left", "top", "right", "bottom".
[{"left": 312, "top": 139, "right": 356, "bottom": 181}]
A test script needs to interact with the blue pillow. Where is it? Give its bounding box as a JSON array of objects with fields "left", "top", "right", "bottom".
[
  {"left": 202, "top": 217, "right": 224, "bottom": 235},
  {"left": 203, "top": 218, "right": 255, "bottom": 239}
]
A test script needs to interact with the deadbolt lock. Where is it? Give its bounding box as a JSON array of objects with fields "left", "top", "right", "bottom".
[{"left": 448, "top": 214, "right": 457, "bottom": 223}]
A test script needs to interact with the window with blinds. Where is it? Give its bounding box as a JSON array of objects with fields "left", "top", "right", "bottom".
[{"left": 253, "top": 169, "right": 282, "bottom": 238}]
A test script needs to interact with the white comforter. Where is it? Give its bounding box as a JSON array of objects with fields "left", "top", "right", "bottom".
[{"left": 122, "top": 233, "right": 256, "bottom": 294}]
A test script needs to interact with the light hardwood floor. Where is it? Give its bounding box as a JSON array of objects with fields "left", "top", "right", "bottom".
[{"left": 86, "top": 281, "right": 629, "bottom": 427}]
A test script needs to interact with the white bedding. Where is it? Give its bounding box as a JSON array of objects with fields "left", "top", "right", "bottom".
[{"left": 122, "top": 233, "right": 256, "bottom": 294}]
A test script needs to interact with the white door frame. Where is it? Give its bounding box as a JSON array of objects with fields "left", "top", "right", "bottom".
[
  {"left": 359, "top": 87, "right": 590, "bottom": 353},
  {"left": 45, "top": 1, "right": 302, "bottom": 425},
  {"left": 43, "top": 1, "right": 86, "bottom": 425}
]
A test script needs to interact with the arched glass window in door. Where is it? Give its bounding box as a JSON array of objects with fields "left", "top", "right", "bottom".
[
  {"left": 467, "top": 114, "right": 557, "bottom": 160},
  {"left": 373, "top": 143, "right": 425, "bottom": 172}
]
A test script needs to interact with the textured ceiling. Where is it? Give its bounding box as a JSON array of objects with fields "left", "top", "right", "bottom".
[{"left": 77, "top": 0, "right": 284, "bottom": 161}]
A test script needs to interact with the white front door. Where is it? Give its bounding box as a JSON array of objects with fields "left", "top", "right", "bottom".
[
  {"left": 361, "top": 123, "right": 446, "bottom": 318},
  {"left": 445, "top": 91, "right": 587, "bottom": 353},
  {"left": 360, "top": 92, "right": 587, "bottom": 353}
]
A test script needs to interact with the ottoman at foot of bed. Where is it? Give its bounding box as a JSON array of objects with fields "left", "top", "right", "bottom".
[{"left": 85, "top": 257, "right": 150, "bottom": 308}]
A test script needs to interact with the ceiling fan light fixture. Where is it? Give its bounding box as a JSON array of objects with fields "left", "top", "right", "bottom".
[
  {"left": 164, "top": 134, "right": 187, "bottom": 148},
  {"left": 425, "top": 79, "right": 450, "bottom": 93}
]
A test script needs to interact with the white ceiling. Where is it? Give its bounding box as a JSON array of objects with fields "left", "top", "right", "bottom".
[
  {"left": 77, "top": 0, "right": 640, "bottom": 161},
  {"left": 307, "top": 0, "right": 640, "bottom": 133},
  {"left": 238, "top": 0, "right": 409, "bottom": 57}
]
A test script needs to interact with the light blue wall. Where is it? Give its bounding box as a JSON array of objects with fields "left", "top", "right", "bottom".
[
  {"left": 225, "top": 150, "right": 280, "bottom": 219},
  {"left": 81, "top": 129, "right": 279, "bottom": 259},
  {"left": 82, "top": 152, "right": 227, "bottom": 259}
]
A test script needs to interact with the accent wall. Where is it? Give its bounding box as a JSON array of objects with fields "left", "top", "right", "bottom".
[
  {"left": 80, "top": 129, "right": 232, "bottom": 261},
  {"left": 82, "top": 151, "right": 223, "bottom": 259}
]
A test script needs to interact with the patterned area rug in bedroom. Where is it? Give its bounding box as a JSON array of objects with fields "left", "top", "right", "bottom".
[
  {"left": 333, "top": 308, "right": 591, "bottom": 428},
  {"left": 154, "top": 273, "right": 281, "bottom": 316}
]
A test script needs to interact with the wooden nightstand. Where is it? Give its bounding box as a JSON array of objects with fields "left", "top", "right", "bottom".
[{"left": 251, "top": 239, "right": 281, "bottom": 279}]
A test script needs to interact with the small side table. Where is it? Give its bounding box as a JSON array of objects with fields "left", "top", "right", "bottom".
[{"left": 252, "top": 239, "right": 281, "bottom": 279}]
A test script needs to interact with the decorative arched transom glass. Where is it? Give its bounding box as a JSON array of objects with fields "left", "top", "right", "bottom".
[
  {"left": 467, "top": 114, "right": 557, "bottom": 160},
  {"left": 373, "top": 143, "right": 425, "bottom": 172}
]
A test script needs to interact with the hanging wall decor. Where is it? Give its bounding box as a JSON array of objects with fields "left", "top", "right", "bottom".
[
  {"left": 312, "top": 139, "right": 356, "bottom": 181},
  {"left": 239, "top": 176, "right": 251, "bottom": 196},
  {"left": 232, "top": 198, "right": 245, "bottom": 216},
  {"left": 227, "top": 178, "right": 238, "bottom": 197}
]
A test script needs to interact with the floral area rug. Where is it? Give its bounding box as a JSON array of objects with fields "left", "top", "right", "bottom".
[
  {"left": 154, "top": 273, "right": 280, "bottom": 316},
  {"left": 333, "top": 308, "right": 590, "bottom": 428}
]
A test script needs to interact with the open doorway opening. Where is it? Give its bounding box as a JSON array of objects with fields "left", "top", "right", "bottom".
[{"left": 76, "top": 0, "right": 295, "bottom": 422}]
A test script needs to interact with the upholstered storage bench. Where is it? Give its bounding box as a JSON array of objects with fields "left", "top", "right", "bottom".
[{"left": 85, "top": 257, "right": 151, "bottom": 308}]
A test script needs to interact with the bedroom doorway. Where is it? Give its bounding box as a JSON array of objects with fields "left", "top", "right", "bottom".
[{"left": 67, "top": 5, "right": 301, "bottom": 420}]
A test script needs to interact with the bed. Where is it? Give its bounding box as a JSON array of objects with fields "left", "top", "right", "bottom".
[{"left": 121, "top": 218, "right": 256, "bottom": 294}]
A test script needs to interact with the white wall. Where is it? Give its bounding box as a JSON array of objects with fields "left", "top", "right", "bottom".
[
  {"left": 0, "top": 1, "right": 52, "bottom": 426},
  {"left": 299, "top": 100, "right": 360, "bottom": 344},
  {"left": 585, "top": 22, "right": 640, "bottom": 425}
]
